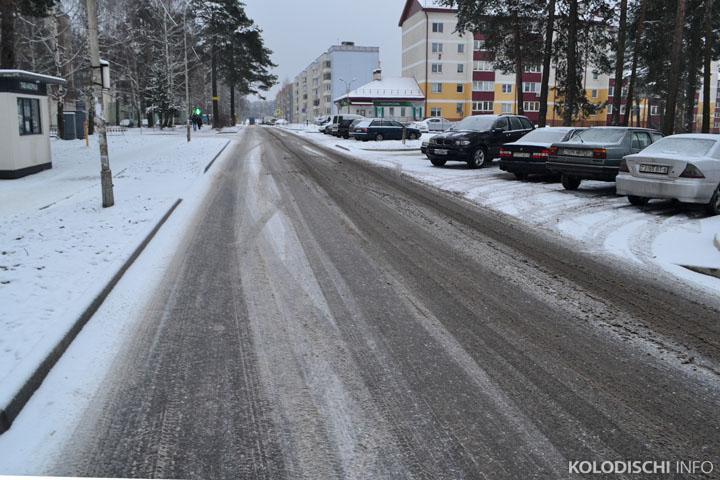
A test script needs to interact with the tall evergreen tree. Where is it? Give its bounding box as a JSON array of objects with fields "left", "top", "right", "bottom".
[
  {"left": 438, "top": 0, "right": 546, "bottom": 117},
  {"left": 0, "top": 0, "right": 56, "bottom": 68},
  {"left": 662, "top": 0, "right": 687, "bottom": 135}
]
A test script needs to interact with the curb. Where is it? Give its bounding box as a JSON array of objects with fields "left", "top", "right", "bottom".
[
  {"left": 0, "top": 198, "right": 183, "bottom": 435},
  {"left": 714, "top": 233, "right": 720, "bottom": 253},
  {"left": 204, "top": 139, "right": 231, "bottom": 173}
]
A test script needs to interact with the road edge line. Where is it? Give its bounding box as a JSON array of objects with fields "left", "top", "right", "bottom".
[
  {"left": 204, "top": 139, "right": 231, "bottom": 173},
  {"left": 0, "top": 198, "right": 184, "bottom": 435}
]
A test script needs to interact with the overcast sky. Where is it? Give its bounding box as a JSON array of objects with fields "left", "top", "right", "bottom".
[{"left": 243, "top": 0, "right": 406, "bottom": 101}]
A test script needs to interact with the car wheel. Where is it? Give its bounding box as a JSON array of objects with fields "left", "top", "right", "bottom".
[
  {"left": 408, "top": 132, "right": 418, "bottom": 140},
  {"left": 628, "top": 195, "right": 649, "bottom": 206},
  {"left": 375, "top": 133, "right": 384, "bottom": 141},
  {"left": 467, "top": 147, "right": 487, "bottom": 169},
  {"left": 706, "top": 183, "right": 720, "bottom": 215},
  {"left": 561, "top": 174, "right": 581, "bottom": 190},
  {"left": 430, "top": 158, "right": 446, "bottom": 167},
  {"left": 514, "top": 172, "right": 528, "bottom": 180}
]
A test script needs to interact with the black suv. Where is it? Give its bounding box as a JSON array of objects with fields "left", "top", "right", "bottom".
[{"left": 425, "top": 114, "right": 534, "bottom": 168}]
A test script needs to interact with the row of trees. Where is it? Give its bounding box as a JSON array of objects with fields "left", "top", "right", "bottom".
[
  {"left": 440, "top": 0, "right": 719, "bottom": 135},
  {"left": 0, "top": 0, "right": 277, "bottom": 134}
]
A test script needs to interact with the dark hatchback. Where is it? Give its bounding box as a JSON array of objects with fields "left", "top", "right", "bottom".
[
  {"left": 546, "top": 127, "right": 663, "bottom": 190},
  {"left": 349, "top": 119, "right": 421, "bottom": 141},
  {"left": 499, "top": 127, "right": 585, "bottom": 180},
  {"left": 426, "top": 115, "right": 534, "bottom": 168}
]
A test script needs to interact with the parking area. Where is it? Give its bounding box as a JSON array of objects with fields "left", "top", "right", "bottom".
[{"left": 279, "top": 124, "right": 720, "bottom": 294}]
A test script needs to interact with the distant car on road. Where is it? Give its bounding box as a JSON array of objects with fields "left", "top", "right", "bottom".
[
  {"left": 425, "top": 114, "right": 534, "bottom": 168},
  {"left": 499, "top": 127, "right": 585, "bottom": 180},
  {"left": 350, "top": 119, "right": 421, "bottom": 141},
  {"left": 413, "top": 117, "right": 454, "bottom": 132},
  {"left": 547, "top": 126, "right": 663, "bottom": 190},
  {"left": 616, "top": 134, "right": 720, "bottom": 215}
]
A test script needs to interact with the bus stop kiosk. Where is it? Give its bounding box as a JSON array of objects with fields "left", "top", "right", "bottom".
[{"left": 0, "top": 70, "right": 66, "bottom": 179}]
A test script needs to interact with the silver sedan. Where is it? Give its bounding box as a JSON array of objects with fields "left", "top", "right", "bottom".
[{"left": 616, "top": 134, "right": 720, "bottom": 215}]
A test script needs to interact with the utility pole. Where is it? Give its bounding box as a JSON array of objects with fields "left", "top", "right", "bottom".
[
  {"left": 86, "top": 0, "right": 114, "bottom": 207},
  {"left": 184, "top": 3, "right": 191, "bottom": 142}
]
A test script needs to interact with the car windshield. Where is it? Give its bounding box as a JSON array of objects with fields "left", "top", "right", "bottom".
[
  {"left": 567, "top": 128, "right": 626, "bottom": 144},
  {"left": 641, "top": 137, "right": 717, "bottom": 157},
  {"left": 451, "top": 116, "right": 496, "bottom": 132},
  {"left": 517, "top": 128, "right": 574, "bottom": 143}
]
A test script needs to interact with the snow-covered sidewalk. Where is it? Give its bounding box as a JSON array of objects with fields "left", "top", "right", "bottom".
[
  {"left": 0, "top": 129, "right": 232, "bottom": 422},
  {"left": 279, "top": 124, "right": 720, "bottom": 294}
]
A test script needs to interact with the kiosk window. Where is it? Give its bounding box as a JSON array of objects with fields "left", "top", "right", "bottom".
[{"left": 17, "top": 98, "right": 41, "bottom": 135}]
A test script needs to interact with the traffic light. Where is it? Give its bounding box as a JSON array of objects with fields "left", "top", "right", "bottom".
[{"left": 193, "top": 108, "right": 202, "bottom": 115}]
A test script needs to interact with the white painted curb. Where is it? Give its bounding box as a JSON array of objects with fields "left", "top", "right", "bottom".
[{"left": 714, "top": 233, "right": 720, "bottom": 253}]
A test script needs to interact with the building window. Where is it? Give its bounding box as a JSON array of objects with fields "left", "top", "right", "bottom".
[
  {"left": 473, "top": 40, "right": 485, "bottom": 51},
  {"left": 523, "top": 64, "right": 541, "bottom": 73},
  {"left": 457, "top": 63, "right": 464, "bottom": 73},
  {"left": 324, "top": 60, "right": 331, "bottom": 68},
  {"left": 456, "top": 103, "right": 464, "bottom": 115},
  {"left": 591, "top": 89, "right": 598, "bottom": 98},
  {"left": 17, "top": 98, "right": 41, "bottom": 135},
  {"left": 432, "top": 82, "right": 443, "bottom": 93},
  {"left": 607, "top": 104, "right": 613, "bottom": 114},
  {"left": 523, "top": 101, "right": 539, "bottom": 112},
  {"left": 326, "top": 84, "right": 331, "bottom": 91},
  {"left": 473, "top": 101, "right": 493, "bottom": 111},
  {"left": 431, "top": 107, "right": 442, "bottom": 117},
  {"left": 324, "top": 73, "right": 331, "bottom": 80},
  {"left": 458, "top": 43, "right": 465, "bottom": 54},
  {"left": 501, "top": 103, "right": 513, "bottom": 114},
  {"left": 650, "top": 106, "right": 659, "bottom": 115},
  {"left": 432, "top": 63, "right": 443, "bottom": 73},
  {"left": 432, "top": 43, "right": 443, "bottom": 53},
  {"left": 432, "top": 22, "right": 443, "bottom": 33},
  {"left": 592, "top": 71, "right": 599, "bottom": 80},
  {"left": 620, "top": 105, "right": 626, "bottom": 115},
  {"left": 473, "top": 80, "right": 493, "bottom": 91},
  {"left": 457, "top": 83, "right": 464, "bottom": 93},
  {"left": 523, "top": 82, "right": 540, "bottom": 93},
  {"left": 502, "top": 84, "right": 513, "bottom": 94},
  {"left": 473, "top": 60, "right": 493, "bottom": 71}
]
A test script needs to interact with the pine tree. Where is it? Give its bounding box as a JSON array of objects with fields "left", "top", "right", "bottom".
[{"left": 1, "top": 0, "right": 57, "bottom": 68}]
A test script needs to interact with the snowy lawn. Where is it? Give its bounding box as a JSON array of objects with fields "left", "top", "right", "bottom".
[
  {"left": 280, "top": 124, "right": 720, "bottom": 294},
  {"left": 0, "top": 129, "right": 231, "bottom": 409}
]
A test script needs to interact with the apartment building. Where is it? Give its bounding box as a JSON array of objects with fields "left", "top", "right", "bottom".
[
  {"left": 293, "top": 42, "right": 380, "bottom": 124},
  {"left": 399, "top": 0, "right": 719, "bottom": 131}
]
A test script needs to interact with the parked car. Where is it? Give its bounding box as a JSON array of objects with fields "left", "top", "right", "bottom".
[
  {"left": 119, "top": 119, "right": 134, "bottom": 128},
  {"left": 336, "top": 114, "right": 367, "bottom": 139},
  {"left": 616, "top": 134, "right": 720, "bottom": 215},
  {"left": 318, "top": 120, "right": 333, "bottom": 134},
  {"left": 350, "top": 119, "right": 421, "bottom": 141},
  {"left": 499, "top": 127, "right": 585, "bottom": 180},
  {"left": 425, "top": 114, "right": 534, "bottom": 168},
  {"left": 414, "top": 117, "right": 454, "bottom": 132},
  {"left": 315, "top": 115, "right": 331, "bottom": 125},
  {"left": 324, "top": 115, "right": 339, "bottom": 135},
  {"left": 547, "top": 126, "right": 663, "bottom": 190}
]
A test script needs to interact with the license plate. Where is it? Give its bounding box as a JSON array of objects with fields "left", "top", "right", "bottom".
[
  {"left": 639, "top": 164, "right": 669, "bottom": 174},
  {"left": 434, "top": 149, "right": 448, "bottom": 155},
  {"left": 561, "top": 148, "right": 593, "bottom": 157},
  {"left": 513, "top": 152, "right": 530, "bottom": 158}
]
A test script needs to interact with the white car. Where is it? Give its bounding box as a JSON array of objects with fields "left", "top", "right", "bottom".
[
  {"left": 414, "top": 117, "right": 454, "bottom": 132},
  {"left": 616, "top": 133, "right": 720, "bottom": 215}
]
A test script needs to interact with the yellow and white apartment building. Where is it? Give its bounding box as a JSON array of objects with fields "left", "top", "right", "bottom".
[{"left": 399, "top": 0, "right": 720, "bottom": 131}]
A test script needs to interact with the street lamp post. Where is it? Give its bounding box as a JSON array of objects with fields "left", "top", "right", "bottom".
[{"left": 338, "top": 77, "right": 357, "bottom": 114}]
